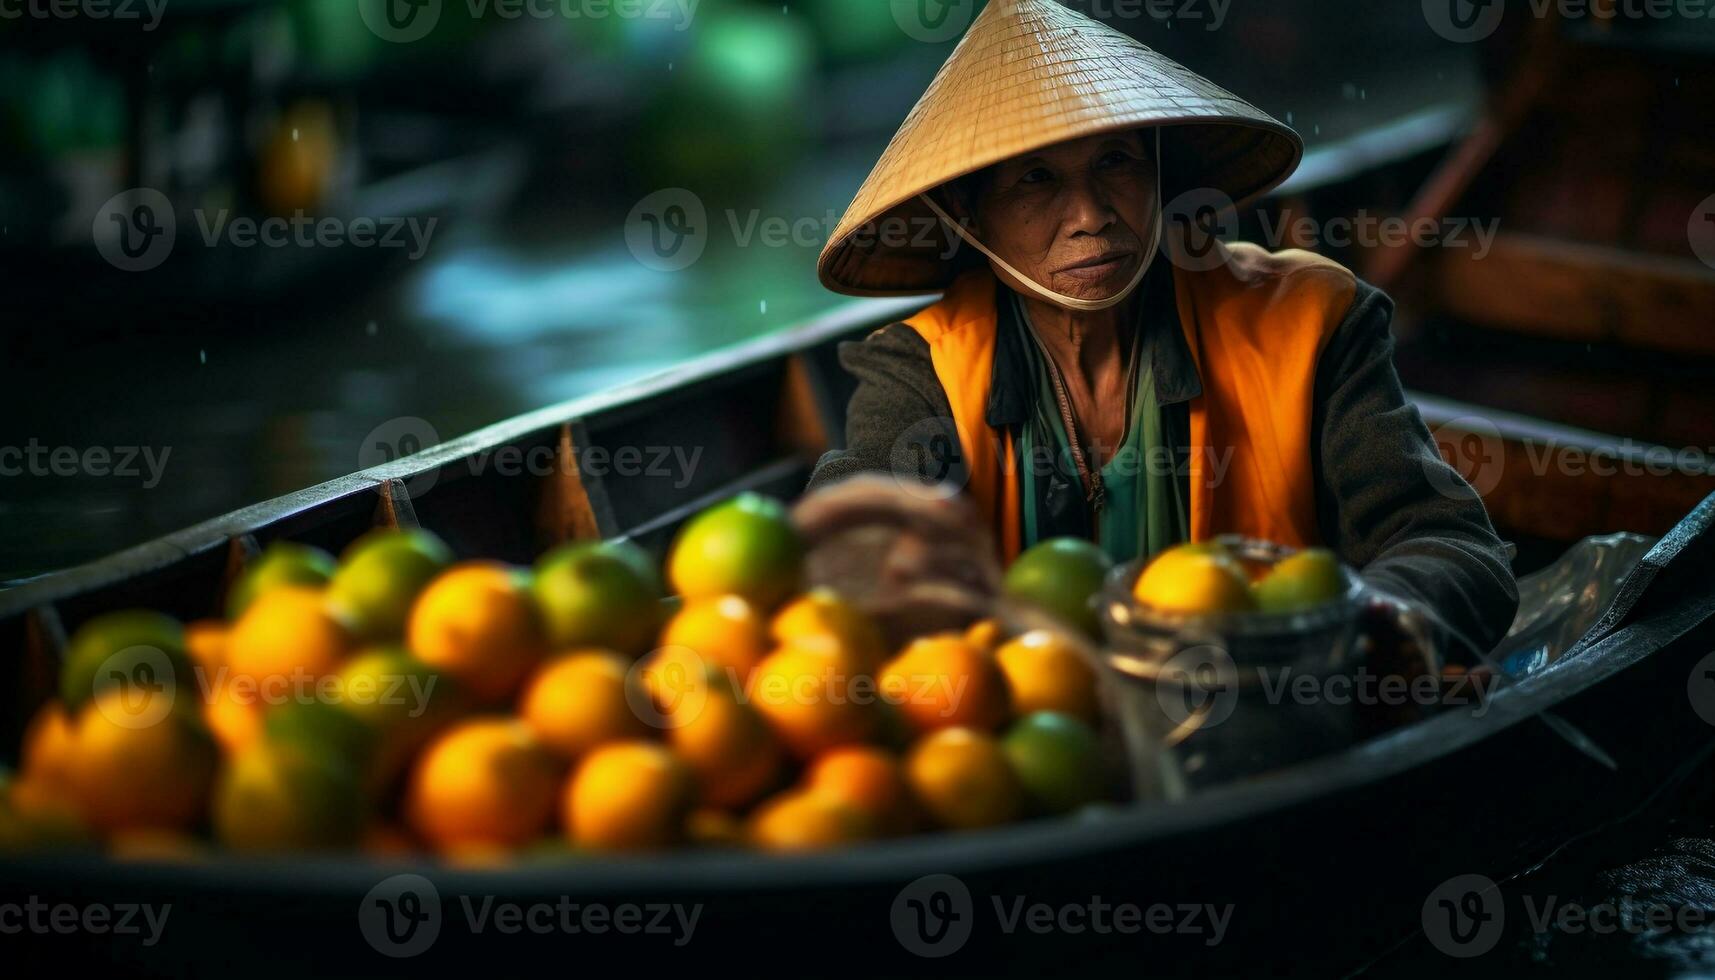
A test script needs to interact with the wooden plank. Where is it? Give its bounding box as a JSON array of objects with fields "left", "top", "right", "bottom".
[
  {"left": 536, "top": 422, "right": 606, "bottom": 548},
  {"left": 1433, "top": 234, "right": 1715, "bottom": 357},
  {"left": 374, "top": 479, "right": 421, "bottom": 530},
  {"left": 779, "top": 354, "right": 833, "bottom": 461},
  {"left": 1415, "top": 393, "right": 1715, "bottom": 541}
]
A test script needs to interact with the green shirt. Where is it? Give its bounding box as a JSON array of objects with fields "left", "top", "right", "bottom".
[{"left": 1010, "top": 293, "right": 1188, "bottom": 565}]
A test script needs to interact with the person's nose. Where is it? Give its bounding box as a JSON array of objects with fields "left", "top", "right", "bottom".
[{"left": 1061, "top": 172, "right": 1118, "bottom": 237}]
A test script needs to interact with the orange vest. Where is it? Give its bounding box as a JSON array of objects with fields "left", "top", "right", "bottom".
[{"left": 903, "top": 242, "right": 1357, "bottom": 562}]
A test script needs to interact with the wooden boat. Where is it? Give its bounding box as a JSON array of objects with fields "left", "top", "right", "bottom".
[{"left": 4, "top": 289, "right": 1715, "bottom": 977}]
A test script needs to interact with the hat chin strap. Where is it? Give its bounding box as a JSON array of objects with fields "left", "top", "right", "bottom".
[{"left": 920, "top": 129, "right": 1163, "bottom": 313}]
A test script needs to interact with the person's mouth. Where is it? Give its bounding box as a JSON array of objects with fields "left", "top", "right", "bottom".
[{"left": 1055, "top": 249, "right": 1137, "bottom": 283}]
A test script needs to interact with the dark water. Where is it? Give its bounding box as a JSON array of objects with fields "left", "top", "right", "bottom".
[{"left": 1360, "top": 762, "right": 1715, "bottom": 979}]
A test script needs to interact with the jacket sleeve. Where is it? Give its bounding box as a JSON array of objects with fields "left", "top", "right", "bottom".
[
  {"left": 806, "top": 324, "right": 964, "bottom": 493},
  {"left": 1312, "top": 281, "right": 1521, "bottom": 658}
]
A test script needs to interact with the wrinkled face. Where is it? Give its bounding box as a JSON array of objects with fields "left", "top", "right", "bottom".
[{"left": 947, "top": 131, "right": 1158, "bottom": 306}]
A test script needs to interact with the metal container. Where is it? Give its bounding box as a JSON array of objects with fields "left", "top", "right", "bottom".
[{"left": 1096, "top": 536, "right": 1366, "bottom": 800}]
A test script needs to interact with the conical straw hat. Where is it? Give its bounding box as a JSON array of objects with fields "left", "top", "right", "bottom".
[{"left": 818, "top": 0, "right": 1302, "bottom": 296}]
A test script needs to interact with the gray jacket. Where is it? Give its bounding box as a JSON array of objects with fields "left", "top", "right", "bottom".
[{"left": 809, "top": 262, "right": 1521, "bottom": 657}]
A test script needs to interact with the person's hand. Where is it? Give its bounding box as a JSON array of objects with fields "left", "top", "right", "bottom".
[
  {"left": 1352, "top": 589, "right": 1494, "bottom": 730},
  {"left": 790, "top": 476, "right": 1001, "bottom": 646}
]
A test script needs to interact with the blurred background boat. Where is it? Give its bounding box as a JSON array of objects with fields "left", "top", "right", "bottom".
[{"left": 0, "top": 0, "right": 1523, "bottom": 583}]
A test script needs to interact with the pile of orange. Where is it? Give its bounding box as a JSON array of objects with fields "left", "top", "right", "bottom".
[{"left": 2, "top": 494, "right": 1115, "bottom": 860}]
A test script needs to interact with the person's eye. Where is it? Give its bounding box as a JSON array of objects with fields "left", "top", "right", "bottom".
[
  {"left": 1097, "top": 149, "right": 1137, "bottom": 170},
  {"left": 1018, "top": 166, "right": 1054, "bottom": 186}
]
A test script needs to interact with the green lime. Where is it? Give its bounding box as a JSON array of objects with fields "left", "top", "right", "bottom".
[
  {"left": 264, "top": 698, "right": 379, "bottom": 772},
  {"left": 1003, "top": 538, "right": 1115, "bottom": 638},
  {"left": 332, "top": 647, "right": 462, "bottom": 793},
  {"left": 226, "top": 542, "right": 336, "bottom": 619},
  {"left": 1253, "top": 548, "right": 1346, "bottom": 614},
  {"left": 328, "top": 528, "right": 453, "bottom": 640},
  {"left": 59, "top": 610, "right": 193, "bottom": 711},
  {"left": 213, "top": 740, "right": 365, "bottom": 852},
  {"left": 1002, "top": 711, "right": 1105, "bottom": 815},
  {"left": 666, "top": 493, "right": 803, "bottom": 610},
  {"left": 595, "top": 539, "right": 664, "bottom": 599},
  {"left": 533, "top": 545, "right": 661, "bottom": 655}
]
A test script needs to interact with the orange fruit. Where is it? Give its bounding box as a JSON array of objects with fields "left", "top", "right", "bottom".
[
  {"left": 660, "top": 594, "right": 770, "bottom": 687},
  {"left": 519, "top": 651, "right": 651, "bottom": 757},
  {"left": 227, "top": 586, "right": 352, "bottom": 689},
  {"left": 67, "top": 688, "right": 218, "bottom": 835},
  {"left": 362, "top": 823, "right": 420, "bottom": 857},
  {"left": 202, "top": 674, "right": 265, "bottom": 756},
  {"left": 995, "top": 630, "right": 1100, "bottom": 724},
  {"left": 7, "top": 774, "right": 82, "bottom": 826},
  {"left": 747, "top": 646, "right": 876, "bottom": 758},
  {"left": 109, "top": 829, "right": 206, "bottom": 862},
  {"left": 405, "top": 719, "right": 562, "bottom": 852},
  {"left": 879, "top": 634, "right": 1011, "bottom": 733},
  {"left": 1132, "top": 543, "right": 1256, "bottom": 615},
  {"left": 686, "top": 808, "right": 744, "bottom": 848},
  {"left": 638, "top": 644, "right": 719, "bottom": 718},
  {"left": 667, "top": 494, "right": 803, "bottom": 610},
  {"left": 905, "top": 727, "right": 1022, "bottom": 830},
  {"left": 806, "top": 746, "right": 914, "bottom": 835},
  {"left": 183, "top": 619, "right": 229, "bottom": 674},
  {"left": 226, "top": 542, "right": 336, "bottom": 619},
  {"left": 771, "top": 588, "right": 886, "bottom": 672},
  {"left": 563, "top": 741, "right": 694, "bottom": 851},
  {"left": 19, "top": 700, "right": 76, "bottom": 793},
  {"left": 666, "top": 681, "right": 783, "bottom": 809},
  {"left": 748, "top": 790, "right": 872, "bottom": 851},
  {"left": 407, "top": 563, "right": 545, "bottom": 703},
  {"left": 963, "top": 618, "right": 1004, "bottom": 654}
]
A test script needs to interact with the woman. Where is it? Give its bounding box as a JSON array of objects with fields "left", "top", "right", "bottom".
[{"left": 810, "top": 0, "right": 1517, "bottom": 655}]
